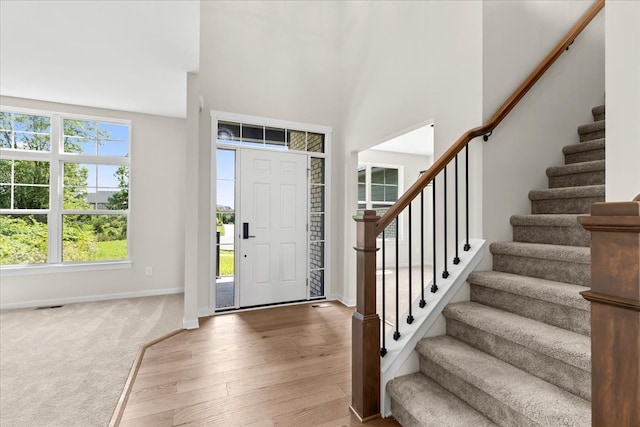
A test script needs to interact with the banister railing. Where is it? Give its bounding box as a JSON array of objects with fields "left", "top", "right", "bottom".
[
  {"left": 351, "top": 0, "right": 605, "bottom": 422},
  {"left": 376, "top": 0, "right": 604, "bottom": 235}
]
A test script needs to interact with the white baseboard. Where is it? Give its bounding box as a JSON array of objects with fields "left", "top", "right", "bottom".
[
  {"left": 182, "top": 318, "right": 199, "bottom": 329},
  {"left": 331, "top": 294, "right": 356, "bottom": 307},
  {"left": 198, "top": 307, "right": 214, "bottom": 317},
  {"left": 0, "top": 287, "right": 184, "bottom": 310}
]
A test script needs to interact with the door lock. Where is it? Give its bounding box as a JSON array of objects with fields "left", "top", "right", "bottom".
[{"left": 242, "top": 222, "right": 256, "bottom": 239}]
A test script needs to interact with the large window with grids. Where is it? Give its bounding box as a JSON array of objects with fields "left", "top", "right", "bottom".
[
  {"left": 358, "top": 163, "right": 401, "bottom": 238},
  {"left": 0, "top": 108, "right": 130, "bottom": 268}
]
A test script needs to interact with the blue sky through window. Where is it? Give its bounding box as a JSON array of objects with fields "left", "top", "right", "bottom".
[
  {"left": 217, "top": 149, "right": 234, "bottom": 210},
  {"left": 72, "top": 163, "right": 127, "bottom": 193}
]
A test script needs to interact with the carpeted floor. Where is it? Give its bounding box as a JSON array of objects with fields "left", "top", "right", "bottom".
[{"left": 0, "top": 294, "right": 183, "bottom": 427}]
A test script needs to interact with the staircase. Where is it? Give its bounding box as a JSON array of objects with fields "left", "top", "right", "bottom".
[{"left": 387, "top": 105, "right": 605, "bottom": 426}]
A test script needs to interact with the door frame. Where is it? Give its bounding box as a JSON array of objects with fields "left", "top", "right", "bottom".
[{"left": 210, "top": 111, "right": 332, "bottom": 313}]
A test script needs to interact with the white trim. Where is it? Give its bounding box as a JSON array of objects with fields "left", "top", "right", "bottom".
[
  {"left": 216, "top": 141, "right": 327, "bottom": 158},
  {"left": 58, "top": 154, "right": 130, "bottom": 166},
  {"left": 0, "top": 104, "right": 131, "bottom": 126},
  {"left": 211, "top": 110, "right": 331, "bottom": 135},
  {"left": 50, "top": 116, "right": 62, "bottom": 263},
  {"left": 198, "top": 306, "right": 214, "bottom": 317},
  {"left": 324, "top": 130, "right": 332, "bottom": 300},
  {"left": 61, "top": 209, "right": 128, "bottom": 215},
  {"left": 182, "top": 318, "right": 199, "bottom": 330},
  {"left": 331, "top": 294, "right": 356, "bottom": 307},
  {"left": 210, "top": 118, "right": 220, "bottom": 309},
  {"left": 211, "top": 299, "right": 327, "bottom": 316},
  {"left": 0, "top": 286, "right": 183, "bottom": 310},
  {"left": 0, "top": 148, "right": 52, "bottom": 161},
  {"left": 0, "top": 260, "right": 132, "bottom": 277}
]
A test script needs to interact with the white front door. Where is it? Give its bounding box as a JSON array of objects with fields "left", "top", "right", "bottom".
[{"left": 239, "top": 149, "right": 308, "bottom": 307}]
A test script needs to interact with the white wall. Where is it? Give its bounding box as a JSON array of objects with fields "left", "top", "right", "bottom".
[
  {"left": 193, "top": 1, "right": 483, "bottom": 310},
  {"left": 0, "top": 96, "right": 186, "bottom": 308},
  {"left": 183, "top": 72, "right": 200, "bottom": 328},
  {"left": 340, "top": 1, "right": 483, "bottom": 305},
  {"left": 606, "top": 1, "right": 640, "bottom": 201},
  {"left": 196, "top": 1, "right": 344, "bottom": 311},
  {"left": 358, "top": 150, "right": 433, "bottom": 268},
  {"left": 481, "top": 1, "right": 605, "bottom": 268}
]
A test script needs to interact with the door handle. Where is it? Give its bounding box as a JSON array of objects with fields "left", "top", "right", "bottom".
[{"left": 242, "top": 222, "right": 256, "bottom": 239}]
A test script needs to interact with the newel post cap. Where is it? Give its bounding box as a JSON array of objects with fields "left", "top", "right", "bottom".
[{"left": 353, "top": 209, "right": 380, "bottom": 222}]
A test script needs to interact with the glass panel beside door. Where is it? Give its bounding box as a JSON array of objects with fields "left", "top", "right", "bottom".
[{"left": 216, "top": 148, "right": 236, "bottom": 309}]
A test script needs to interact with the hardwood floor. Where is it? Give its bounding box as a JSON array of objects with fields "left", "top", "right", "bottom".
[{"left": 119, "top": 302, "right": 400, "bottom": 427}]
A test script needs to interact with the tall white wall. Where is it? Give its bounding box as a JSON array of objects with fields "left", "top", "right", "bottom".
[
  {"left": 183, "top": 72, "right": 200, "bottom": 328},
  {"left": 196, "top": 1, "right": 345, "bottom": 311},
  {"left": 606, "top": 1, "right": 640, "bottom": 201},
  {"left": 193, "top": 1, "right": 483, "bottom": 310},
  {"left": 481, "top": 1, "right": 605, "bottom": 268},
  {"left": 340, "top": 1, "right": 483, "bottom": 305},
  {"left": 0, "top": 96, "right": 186, "bottom": 308}
]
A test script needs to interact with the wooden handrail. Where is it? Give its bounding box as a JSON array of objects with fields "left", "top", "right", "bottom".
[{"left": 376, "top": 0, "right": 604, "bottom": 235}]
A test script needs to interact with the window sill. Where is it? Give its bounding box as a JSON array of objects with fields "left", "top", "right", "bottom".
[{"left": 0, "top": 260, "right": 132, "bottom": 277}]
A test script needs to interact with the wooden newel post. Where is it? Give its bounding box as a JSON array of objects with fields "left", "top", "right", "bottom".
[
  {"left": 579, "top": 195, "right": 640, "bottom": 427},
  {"left": 351, "top": 210, "right": 381, "bottom": 422}
]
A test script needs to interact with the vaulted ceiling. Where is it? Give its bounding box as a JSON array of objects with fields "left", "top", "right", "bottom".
[{"left": 0, "top": 0, "right": 199, "bottom": 118}]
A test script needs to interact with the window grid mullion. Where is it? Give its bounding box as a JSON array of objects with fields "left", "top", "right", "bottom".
[
  {"left": 49, "top": 114, "right": 62, "bottom": 263},
  {"left": 366, "top": 165, "right": 371, "bottom": 210},
  {"left": 10, "top": 160, "right": 15, "bottom": 209}
]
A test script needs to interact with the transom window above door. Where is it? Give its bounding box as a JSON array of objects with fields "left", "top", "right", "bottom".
[{"left": 217, "top": 121, "right": 325, "bottom": 153}]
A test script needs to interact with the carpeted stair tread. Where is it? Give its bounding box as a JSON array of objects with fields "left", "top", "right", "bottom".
[
  {"left": 546, "top": 160, "right": 604, "bottom": 177},
  {"left": 511, "top": 214, "right": 589, "bottom": 246},
  {"left": 510, "top": 213, "right": 585, "bottom": 227},
  {"left": 546, "top": 160, "right": 605, "bottom": 188},
  {"left": 577, "top": 120, "right": 605, "bottom": 135},
  {"left": 529, "top": 185, "right": 605, "bottom": 201},
  {"left": 417, "top": 336, "right": 591, "bottom": 426},
  {"left": 592, "top": 105, "right": 605, "bottom": 121},
  {"left": 388, "top": 373, "right": 499, "bottom": 427},
  {"left": 578, "top": 120, "right": 605, "bottom": 142},
  {"left": 562, "top": 139, "right": 605, "bottom": 164},
  {"left": 563, "top": 139, "right": 605, "bottom": 155},
  {"left": 443, "top": 302, "right": 590, "bottom": 371},
  {"left": 490, "top": 241, "right": 590, "bottom": 265},
  {"left": 468, "top": 271, "right": 589, "bottom": 311},
  {"left": 529, "top": 185, "right": 605, "bottom": 214},
  {"left": 468, "top": 271, "right": 591, "bottom": 335},
  {"left": 491, "top": 242, "right": 590, "bottom": 285}
]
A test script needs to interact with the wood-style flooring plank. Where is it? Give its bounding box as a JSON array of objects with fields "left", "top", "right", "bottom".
[
  {"left": 119, "top": 410, "right": 174, "bottom": 427},
  {"left": 119, "top": 302, "right": 400, "bottom": 427},
  {"left": 172, "top": 372, "right": 349, "bottom": 424}
]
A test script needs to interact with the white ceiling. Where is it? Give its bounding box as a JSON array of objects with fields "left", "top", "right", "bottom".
[
  {"left": 0, "top": 0, "right": 199, "bottom": 118},
  {"left": 369, "top": 124, "right": 434, "bottom": 157}
]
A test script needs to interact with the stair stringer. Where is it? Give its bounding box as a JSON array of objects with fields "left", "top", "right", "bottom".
[{"left": 380, "top": 239, "right": 486, "bottom": 416}]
